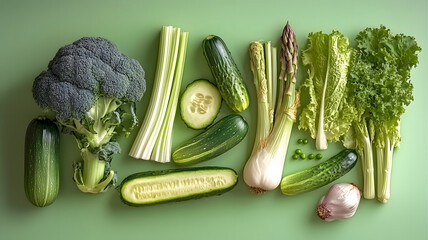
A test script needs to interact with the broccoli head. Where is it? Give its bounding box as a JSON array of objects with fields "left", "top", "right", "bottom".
[{"left": 32, "top": 37, "right": 146, "bottom": 193}]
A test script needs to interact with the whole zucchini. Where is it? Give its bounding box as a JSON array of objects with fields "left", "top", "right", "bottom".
[
  {"left": 24, "top": 117, "right": 60, "bottom": 207},
  {"left": 172, "top": 114, "right": 248, "bottom": 166},
  {"left": 202, "top": 35, "right": 250, "bottom": 112},
  {"left": 281, "top": 149, "right": 358, "bottom": 195},
  {"left": 117, "top": 167, "right": 238, "bottom": 206}
]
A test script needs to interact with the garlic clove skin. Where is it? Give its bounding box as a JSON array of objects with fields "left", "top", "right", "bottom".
[{"left": 317, "top": 183, "right": 362, "bottom": 222}]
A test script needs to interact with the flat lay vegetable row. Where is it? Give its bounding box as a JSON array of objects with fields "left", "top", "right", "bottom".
[{"left": 24, "top": 22, "right": 420, "bottom": 221}]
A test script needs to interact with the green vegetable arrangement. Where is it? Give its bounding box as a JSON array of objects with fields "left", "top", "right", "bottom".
[
  {"left": 32, "top": 37, "right": 147, "bottom": 193},
  {"left": 298, "top": 31, "right": 357, "bottom": 150},
  {"left": 345, "top": 26, "right": 421, "bottom": 202},
  {"left": 26, "top": 21, "right": 421, "bottom": 211}
]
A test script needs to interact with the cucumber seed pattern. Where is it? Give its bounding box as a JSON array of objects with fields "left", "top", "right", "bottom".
[{"left": 190, "top": 93, "right": 213, "bottom": 114}]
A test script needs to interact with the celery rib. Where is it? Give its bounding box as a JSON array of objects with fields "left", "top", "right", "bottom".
[
  {"left": 129, "top": 26, "right": 188, "bottom": 163},
  {"left": 152, "top": 32, "right": 188, "bottom": 162}
]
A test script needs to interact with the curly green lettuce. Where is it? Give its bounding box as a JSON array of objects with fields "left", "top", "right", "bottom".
[{"left": 347, "top": 25, "right": 421, "bottom": 202}]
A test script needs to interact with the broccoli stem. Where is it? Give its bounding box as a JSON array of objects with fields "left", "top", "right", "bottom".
[
  {"left": 81, "top": 149, "right": 106, "bottom": 190},
  {"left": 88, "top": 97, "right": 119, "bottom": 148},
  {"left": 74, "top": 148, "right": 116, "bottom": 193},
  {"left": 70, "top": 97, "right": 121, "bottom": 193}
]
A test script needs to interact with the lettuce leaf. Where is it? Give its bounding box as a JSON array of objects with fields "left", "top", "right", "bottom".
[{"left": 298, "top": 31, "right": 357, "bottom": 150}]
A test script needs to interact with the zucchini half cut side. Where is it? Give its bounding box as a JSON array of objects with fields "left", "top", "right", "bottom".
[{"left": 117, "top": 167, "right": 238, "bottom": 206}]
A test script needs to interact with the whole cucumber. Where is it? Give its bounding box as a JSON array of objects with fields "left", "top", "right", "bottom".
[
  {"left": 202, "top": 35, "right": 250, "bottom": 112},
  {"left": 172, "top": 114, "right": 248, "bottom": 166},
  {"left": 281, "top": 149, "right": 358, "bottom": 195}
]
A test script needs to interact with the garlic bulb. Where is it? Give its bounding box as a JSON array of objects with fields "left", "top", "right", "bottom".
[{"left": 317, "top": 183, "right": 361, "bottom": 222}]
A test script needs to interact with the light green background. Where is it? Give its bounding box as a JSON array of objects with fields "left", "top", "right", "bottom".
[{"left": 1, "top": 0, "right": 427, "bottom": 239}]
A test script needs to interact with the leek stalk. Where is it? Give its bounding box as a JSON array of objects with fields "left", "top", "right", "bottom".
[{"left": 243, "top": 22, "right": 300, "bottom": 193}]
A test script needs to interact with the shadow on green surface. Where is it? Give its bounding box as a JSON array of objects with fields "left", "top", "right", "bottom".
[
  {"left": 0, "top": 78, "right": 81, "bottom": 210},
  {"left": 0, "top": 79, "right": 40, "bottom": 211}
]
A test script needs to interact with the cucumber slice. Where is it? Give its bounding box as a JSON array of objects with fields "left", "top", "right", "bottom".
[
  {"left": 180, "top": 79, "right": 221, "bottom": 129},
  {"left": 117, "top": 167, "right": 238, "bottom": 206}
]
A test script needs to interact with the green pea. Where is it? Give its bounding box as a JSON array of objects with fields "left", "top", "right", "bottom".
[
  {"left": 295, "top": 149, "right": 302, "bottom": 154},
  {"left": 297, "top": 139, "right": 303, "bottom": 144},
  {"left": 308, "top": 154, "right": 315, "bottom": 159},
  {"left": 300, "top": 153, "right": 306, "bottom": 159},
  {"left": 316, "top": 153, "right": 323, "bottom": 159},
  {"left": 303, "top": 139, "right": 309, "bottom": 144},
  {"left": 292, "top": 154, "right": 299, "bottom": 159}
]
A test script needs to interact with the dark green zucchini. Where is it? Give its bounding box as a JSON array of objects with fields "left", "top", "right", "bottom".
[
  {"left": 24, "top": 117, "right": 60, "bottom": 207},
  {"left": 281, "top": 149, "right": 358, "bottom": 195},
  {"left": 172, "top": 114, "right": 248, "bottom": 166},
  {"left": 202, "top": 35, "right": 250, "bottom": 112},
  {"left": 117, "top": 167, "right": 238, "bottom": 206}
]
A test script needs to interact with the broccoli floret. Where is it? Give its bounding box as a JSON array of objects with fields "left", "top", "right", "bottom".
[{"left": 32, "top": 37, "right": 146, "bottom": 193}]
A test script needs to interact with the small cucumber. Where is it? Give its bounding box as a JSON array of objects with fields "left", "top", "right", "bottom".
[
  {"left": 202, "top": 35, "right": 250, "bottom": 112},
  {"left": 24, "top": 117, "right": 60, "bottom": 207},
  {"left": 172, "top": 114, "right": 248, "bottom": 166},
  {"left": 117, "top": 167, "right": 238, "bottom": 206},
  {"left": 180, "top": 79, "right": 222, "bottom": 129},
  {"left": 281, "top": 149, "right": 357, "bottom": 195}
]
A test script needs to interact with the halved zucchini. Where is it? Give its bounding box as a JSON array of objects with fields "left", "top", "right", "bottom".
[{"left": 117, "top": 167, "right": 238, "bottom": 206}]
